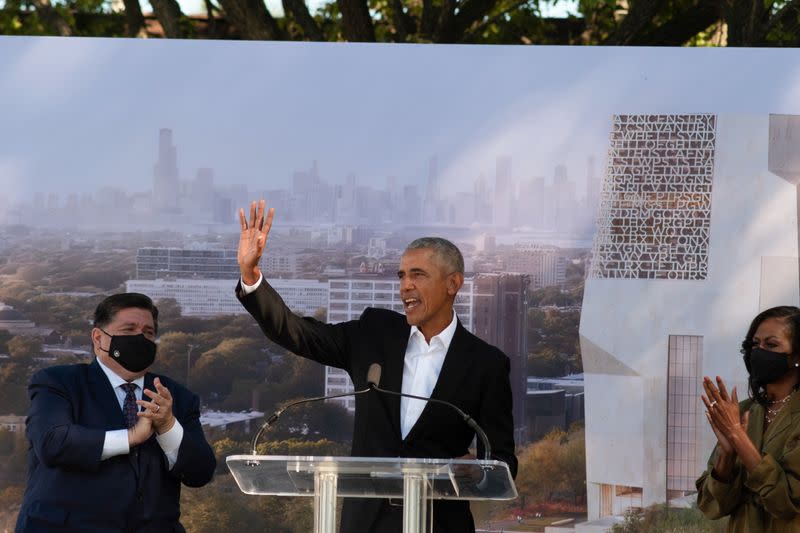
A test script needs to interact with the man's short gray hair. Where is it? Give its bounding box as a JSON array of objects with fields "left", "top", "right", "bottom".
[{"left": 404, "top": 237, "right": 464, "bottom": 274}]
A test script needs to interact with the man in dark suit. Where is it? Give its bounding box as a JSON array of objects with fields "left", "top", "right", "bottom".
[
  {"left": 236, "top": 200, "right": 517, "bottom": 532},
  {"left": 16, "top": 293, "right": 216, "bottom": 532}
]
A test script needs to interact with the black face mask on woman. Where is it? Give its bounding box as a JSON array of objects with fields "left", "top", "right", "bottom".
[
  {"left": 746, "top": 347, "right": 798, "bottom": 387},
  {"left": 98, "top": 328, "right": 157, "bottom": 373}
]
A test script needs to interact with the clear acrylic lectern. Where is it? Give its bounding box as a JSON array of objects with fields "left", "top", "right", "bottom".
[{"left": 227, "top": 455, "right": 517, "bottom": 533}]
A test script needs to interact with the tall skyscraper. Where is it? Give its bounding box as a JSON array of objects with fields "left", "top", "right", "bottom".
[
  {"left": 474, "top": 175, "right": 492, "bottom": 225},
  {"left": 152, "top": 128, "right": 180, "bottom": 213},
  {"left": 553, "top": 164, "right": 576, "bottom": 233},
  {"left": 423, "top": 155, "right": 443, "bottom": 224},
  {"left": 494, "top": 157, "right": 513, "bottom": 228},
  {"left": 472, "top": 273, "right": 529, "bottom": 444}
]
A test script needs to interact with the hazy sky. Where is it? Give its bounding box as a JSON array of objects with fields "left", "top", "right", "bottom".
[{"left": 2, "top": 38, "right": 800, "bottom": 205}]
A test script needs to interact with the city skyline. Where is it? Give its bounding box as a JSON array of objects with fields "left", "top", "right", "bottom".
[
  {"left": 5, "top": 127, "right": 602, "bottom": 238},
  {"left": 8, "top": 125, "right": 601, "bottom": 204},
  {"left": 4, "top": 39, "right": 800, "bottom": 212}
]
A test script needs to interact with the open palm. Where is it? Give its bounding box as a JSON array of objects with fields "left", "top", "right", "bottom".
[{"left": 238, "top": 200, "right": 274, "bottom": 284}]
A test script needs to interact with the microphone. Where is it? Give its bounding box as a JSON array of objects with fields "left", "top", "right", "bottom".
[
  {"left": 250, "top": 384, "right": 371, "bottom": 455},
  {"left": 365, "top": 363, "right": 493, "bottom": 462}
]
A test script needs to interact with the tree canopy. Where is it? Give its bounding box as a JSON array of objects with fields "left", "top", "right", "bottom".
[{"left": 2, "top": 0, "right": 799, "bottom": 46}]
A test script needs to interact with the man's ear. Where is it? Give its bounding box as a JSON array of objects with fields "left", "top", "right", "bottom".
[
  {"left": 447, "top": 272, "right": 464, "bottom": 296},
  {"left": 91, "top": 327, "right": 105, "bottom": 352}
]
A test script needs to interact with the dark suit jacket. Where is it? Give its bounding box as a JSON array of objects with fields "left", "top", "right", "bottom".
[
  {"left": 16, "top": 360, "right": 216, "bottom": 533},
  {"left": 238, "top": 280, "right": 517, "bottom": 533}
]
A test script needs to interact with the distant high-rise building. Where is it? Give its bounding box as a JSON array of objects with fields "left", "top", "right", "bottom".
[
  {"left": 472, "top": 273, "right": 529, "bottom": 444},
  {"left": 519, "top": 177, "right": 546, "bottom": 228},
  {"left": 553, "top": 164, "right": 577, "bottom": 233},
  {"left": 190, "top": 168, "right": 215, "bottom": 217},
  {"left": 426, "top": 156, "right": 440, "bottom": 202},
  {"left": 476, "top": 233, "right": 496, "bottom": 254},
  {"left": 504, "top": 245, "right": 566, "bottom": 289},
  {"left": 47, "top": 192, "right": 59, "bottom": 210},
  {"left": 153, "top": 129, "right": 180, "bottom": 213},
  {"left": 474, "top": 175, "right": 492, "bottom": 224},
  {"left": 292, "top": 161, "right": 333, "bottom": 223},
  {"left": 402, "top": 185, "right": 422, "bottom": 225},
  {"left": 494, "top": 157, "right": 513, "bottom": 227},
  {"left": 334, "top": 174, "right": 357, "bottom": 224},
  {"left": 423, "top": 156, "right": 443, "bottom": 224},
  {"left": 450, "top": 191, "right": 475, "bottom": 226}
]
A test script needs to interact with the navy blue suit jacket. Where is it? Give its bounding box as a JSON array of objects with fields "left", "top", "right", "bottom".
[
  {"left": 238, "top": 280, "right": 517, "bottom": 533},
  {"left": 16, "top": 360, "right": 216, "bottom": 532}
]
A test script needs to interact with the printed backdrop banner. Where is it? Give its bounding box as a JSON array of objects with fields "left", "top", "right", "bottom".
[{"left": 1, "top": 37, "right": 800, "bottom": 526}]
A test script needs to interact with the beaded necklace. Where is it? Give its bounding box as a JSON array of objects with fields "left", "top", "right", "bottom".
[{"left": 766, "top": 392, "right": 794, "bottom": 424}]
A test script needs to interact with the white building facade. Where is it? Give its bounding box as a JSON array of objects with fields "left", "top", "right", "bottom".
[
  {"left": 126, "top": 278, "right": 328, "bottom": 317},
  {"left": 580, "top": 114, "right": 800, "bottom": 519}
]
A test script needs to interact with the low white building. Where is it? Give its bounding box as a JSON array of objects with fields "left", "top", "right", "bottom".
[{"left": 126, "top": 278, "right": 328, "bottom": 317}]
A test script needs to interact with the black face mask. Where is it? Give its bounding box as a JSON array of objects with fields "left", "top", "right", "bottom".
[
  {"left": 98, "top": 329, "right": 157, "bottom": 373},
  {"left": 746, "top": 347, "right": 796, "bottom": 387}
]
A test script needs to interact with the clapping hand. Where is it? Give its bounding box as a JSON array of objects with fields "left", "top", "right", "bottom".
[{"left": 701, "top": 376, "right": 749, "bottom": 455}]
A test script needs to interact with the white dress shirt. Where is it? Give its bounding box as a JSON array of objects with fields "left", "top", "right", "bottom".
[
  {"left": 96, "top": 357, "right": 183, "bottom": 469},
  {"left": 240, "top": 274, "right": 458, "bottom": 439},
  {"left": 400, "top": 311, "right": 457, "bottom": 439}
]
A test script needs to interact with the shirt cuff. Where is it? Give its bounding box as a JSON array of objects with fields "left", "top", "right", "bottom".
[
  {"left": 156, "top": 419, "right": 184, "bottom": 470},
  {"left": 240, "top": 273, "right": 263, "bottom": 295},
  {"left": 101, "top": 429, "right": 130, "bottom": 460}
]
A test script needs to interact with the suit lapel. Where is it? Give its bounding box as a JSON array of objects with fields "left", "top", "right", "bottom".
[
  {"left": 405, "top": 320, "right": 472, "bottom": 442},
  {"left": 88, "top": 359, "right": 126, "bottom": 429},
  {"left": 381, "top": 320, "right": 410, "bottom": 440}
]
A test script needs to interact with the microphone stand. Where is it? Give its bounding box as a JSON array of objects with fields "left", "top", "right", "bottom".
[
  {"left": 250, "top": 388, "right": 371, "bottom": 455},
  {"left": 367, "top": 383, "right": 492, "bottom": 462}
]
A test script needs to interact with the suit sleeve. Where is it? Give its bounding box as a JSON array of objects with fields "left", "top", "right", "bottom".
[
  {"left": 743, "top": 445, "right": 800, "bottom": 520},
  {"left": 26, "top": 368, "right": 106, "bottom": 472},
  {"left": 236, "top": 278, "right": 360, "bottom": 370},
  {"left": 169, "top": 388, "right": 216, "bottom": 487},
  {"left": 476, "top": 353, "right": 517, "bottom": 478}
]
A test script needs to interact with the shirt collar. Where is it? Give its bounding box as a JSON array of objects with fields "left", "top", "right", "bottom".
[
  {"left": 408, "top": 310, "right": 458, "bottom": 350},
  {"left": 96, "top": 357, "right": 145, "bottom": 390}
]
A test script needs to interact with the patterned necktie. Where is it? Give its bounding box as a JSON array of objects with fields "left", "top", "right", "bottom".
[{"left": 120, "top": 383, "right": 138, "bottom": 428}]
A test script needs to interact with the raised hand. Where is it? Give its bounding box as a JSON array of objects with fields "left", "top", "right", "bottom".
[
  {"left": 702, "top": 376, "right": 745, "bottom": 441},
  {"left": 238, "top": 200, "right": 274, "bottom": 285}
]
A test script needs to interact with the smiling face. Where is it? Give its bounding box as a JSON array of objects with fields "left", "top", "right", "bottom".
[{"left": 398, "top": 247, "right": 463, "bottom": 342}]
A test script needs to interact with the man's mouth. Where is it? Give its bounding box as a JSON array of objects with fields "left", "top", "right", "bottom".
[{"left": 403, "top": 298, "right": 420, "bottom": 311}]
